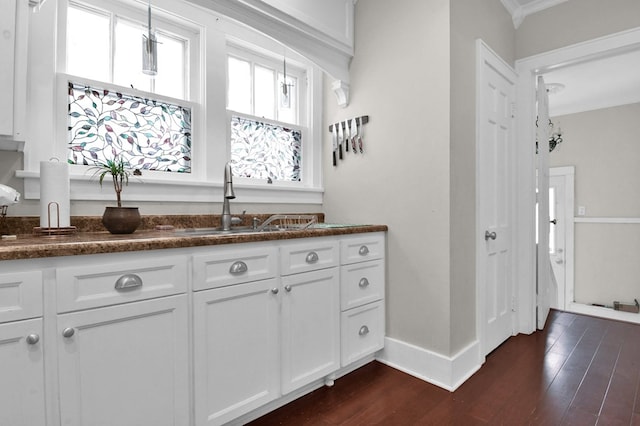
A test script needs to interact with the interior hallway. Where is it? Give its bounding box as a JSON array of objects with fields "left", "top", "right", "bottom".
[{"left": 250, "top": 310, "right": 640, "bottom": 425}]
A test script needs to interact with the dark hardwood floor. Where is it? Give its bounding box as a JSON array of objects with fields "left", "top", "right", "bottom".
[{"left": 248, "top": 310, "right": 640, "bottom": 425}]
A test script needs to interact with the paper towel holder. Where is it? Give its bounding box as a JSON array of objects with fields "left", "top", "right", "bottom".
[{"left": 33, "top": 202, "right": 77, "bottom": 237}]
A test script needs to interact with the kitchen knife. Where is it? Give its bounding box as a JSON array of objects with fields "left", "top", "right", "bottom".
[
  {"left": 337, "top": 121, "right": 343, "bottom": 160},
  {"left": 351, "top": 118, "right": 358, "bottom": 154},
  {"left": 332, "top": 123, "right": 338, "bottom": 166}
]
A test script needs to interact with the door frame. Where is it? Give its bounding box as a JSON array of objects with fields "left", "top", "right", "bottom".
[
  {"left": 475, "top": 39, "right": 517, "bottom": 359},
  {"left": 514, "top": 27, "right": 640, "bottom": 334}
]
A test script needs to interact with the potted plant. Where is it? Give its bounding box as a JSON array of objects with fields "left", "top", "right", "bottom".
[{"left": 92, "top": 157, "right": 142, "bottom": 234}]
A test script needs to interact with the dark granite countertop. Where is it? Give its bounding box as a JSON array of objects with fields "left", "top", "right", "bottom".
[{"left": 0, "top": 214, "right": 386, "bottom": 261}]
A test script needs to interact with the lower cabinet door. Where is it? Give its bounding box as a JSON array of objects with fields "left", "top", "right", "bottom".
[
  {"left": 0, "top": 318, "right": 45, "bottom": 426},
  {"left": 193, "top": 279, "right": 280, "bottom": 426},
  {"left": 281, "top": 268, "right": 340, "bottom": 394},
  {"left": 57, "top": 295, "right": 189, "bottom": 426}
]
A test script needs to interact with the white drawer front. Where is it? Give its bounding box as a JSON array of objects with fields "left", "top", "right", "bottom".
[
  {"left": 341, "top": 259, "right": 384, "bottom": 311},
  {"left": 280, "top": 239, "right": 339, "bottom": 276},
  {"left": 56, "top": 255, "right": 188, "bottom": 313},
  {"left": 193, "top": 245, "right": 278, "bottom": 291},
  {"left": 0, "top": 271, "right": 42, "bottom": 323},
  {"left": 341, "top": 301, "right": 385, "bottom": 367},
  {"left": 340, "top": 233, "right": 385, "bottom": 265}
]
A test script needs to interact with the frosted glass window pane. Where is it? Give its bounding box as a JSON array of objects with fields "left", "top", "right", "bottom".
[
  {"left": 254, "top": 65, "right": 275, "bottom": 120},
  {"left": 67, "top": 6, "right": 110, "bottom": 81},
  {"left": 154, "top": 34, "right": 185, "bottom": 99},
  {"left": 230, "top": 115, "right": 301, "bottom": 182},
  {"left": 67, "top": 82, "right": 192, "bottom": 173},
  {"left": 228, "top": 57, "right": 251, "bottom": 114}
]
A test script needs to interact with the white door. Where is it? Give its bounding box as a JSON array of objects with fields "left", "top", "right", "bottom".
[
  {"left": 57, "top": 295, "right": 189, "bottom": 426},
  {"left": 549, "top": 166, "right": 575, "bottom": 311},
  {"left": 0, "top": 318, "right": 46, "bottom": 426},
  {"left": 536, "top": 76, "right": 552, "bottom": 329},
  {"left": 477, "top": 41, "right": 517, "bottom": 356}
]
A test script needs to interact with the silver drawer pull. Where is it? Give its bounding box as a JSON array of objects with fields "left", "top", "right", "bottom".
[
  {"left": 358, "top": 245, "right": 370, "bottom": 256},
  {"left": 229, "top": 261, "right": 248, "bottom": 275},
  {"left": 62, "top": 328, "right": 75, "bottom": 338},
  {"left": 305, "top": 251, "right": 319, "bottom": 264},
  {"left": 114, "top": 274, "right": 143, "bottom": 290},
  {"left": 26, "top": 334, "right": 40, "bottom": 345},
  {"left": 284, "top": 285, "right": 292, "bottom": 292},
  {"left": 358, "top": 325, "right": 370, "bottom": 336},
  {"left": 271, "top": 288, "right": 279, "bottom": 294},
  {"left": 358, "top": 278, "right": 370, "bottom": 288}
]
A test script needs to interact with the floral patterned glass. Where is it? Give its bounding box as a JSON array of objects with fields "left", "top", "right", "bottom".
[
  {"left": 230, "top": 115, "right": 301, "bottom": 182},
  {"left": 67, "top": 82, "right": 192, "bottom": 173}
]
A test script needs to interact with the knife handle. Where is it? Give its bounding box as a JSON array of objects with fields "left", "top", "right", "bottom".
[
  {"left": 333, "top": 150, "right": 337, "bottom": 166},
  {"left": 339, "top": 143, "right": 343, "bottom": 160}
]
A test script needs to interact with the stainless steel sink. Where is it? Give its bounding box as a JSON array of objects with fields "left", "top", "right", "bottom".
[{"left": 174, "top": 226, "right": 257, "bottom": 236}]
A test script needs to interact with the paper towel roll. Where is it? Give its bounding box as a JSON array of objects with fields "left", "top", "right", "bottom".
[{"left": 40, "top": 161, "right": 71, "bottom": 228}]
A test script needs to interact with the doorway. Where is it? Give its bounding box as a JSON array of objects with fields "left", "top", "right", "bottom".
[{"left": 515, "top": 27, "right": 640, "bottom": 334}]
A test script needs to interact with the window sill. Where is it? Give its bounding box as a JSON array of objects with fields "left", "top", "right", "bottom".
[{"left": 16, "top": 170, "right": 323, "bottom": 205}]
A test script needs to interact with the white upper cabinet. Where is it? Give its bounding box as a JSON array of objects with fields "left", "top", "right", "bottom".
[{"left": 0, "top": 0, "right": 29, "bottom": 150}]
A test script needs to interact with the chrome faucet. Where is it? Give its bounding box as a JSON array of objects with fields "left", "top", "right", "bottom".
[{"left": 220, "top": 162, "right": 236, "bottom": 231}]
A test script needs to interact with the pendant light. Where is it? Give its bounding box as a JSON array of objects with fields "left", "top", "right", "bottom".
[
  {"left": 280, "top": 56, "right": 293, "bottom": 109},
  {"left": 142, "top": 0, "right": 158, "bottom": 76}
]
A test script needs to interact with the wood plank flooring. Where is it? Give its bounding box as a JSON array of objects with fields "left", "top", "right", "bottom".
[{"left": 248, "top": 310, "right": 640, "bottom": 425}]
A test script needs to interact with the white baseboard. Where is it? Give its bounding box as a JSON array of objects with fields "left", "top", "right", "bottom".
[{"left": 376, "top": 336, "right": 482, "bottom": 391}]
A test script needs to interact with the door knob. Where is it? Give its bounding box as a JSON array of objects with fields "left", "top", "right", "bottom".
[
  {"left": 550, "top": 219, "right": 557, "bottom": 225},
  {"left": 555, "top": 259, "right": 564, "bottom": 264},
  {"left": 484, "top": 231, "right": 497, "bottom": 241}
]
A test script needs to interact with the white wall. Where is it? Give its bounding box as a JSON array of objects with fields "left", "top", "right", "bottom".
[{"left": 550, "top": 103, "right": 640, "bottom": 305}]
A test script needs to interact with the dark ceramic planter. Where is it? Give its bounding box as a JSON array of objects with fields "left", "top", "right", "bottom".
[{"left": 102, "top": 207, "right": 141, "bottom": 234}]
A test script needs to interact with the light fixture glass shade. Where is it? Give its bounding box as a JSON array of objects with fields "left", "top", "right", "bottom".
[
  {"left": 142, "top": 32, "right": 158, "bottom": 76},
  {"left": 280, "top": 82, "right": 291, "bottom": 109}
]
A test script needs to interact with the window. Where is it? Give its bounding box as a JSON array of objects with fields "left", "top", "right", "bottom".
[
  {"left": 227, "top": 45, "right": 307, "bottom": 183},
  {"left": 64, "top": 0, "right": 197, "bottom": 176},
  {"left": 66, "top": 1, "right": 190, "bottom": 100}
]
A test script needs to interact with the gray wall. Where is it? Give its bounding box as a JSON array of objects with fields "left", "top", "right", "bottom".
[{"left": 551, "top": 103, "right": 640, "bottom": 305}]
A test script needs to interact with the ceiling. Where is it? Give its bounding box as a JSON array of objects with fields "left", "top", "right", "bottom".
[{"left": 543, "top": 49, "right": 640, "bottom": 117}]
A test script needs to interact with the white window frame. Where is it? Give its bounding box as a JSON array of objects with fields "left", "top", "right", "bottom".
[{"left": 18, "top": 0, "right": 324, "bottom": 205}]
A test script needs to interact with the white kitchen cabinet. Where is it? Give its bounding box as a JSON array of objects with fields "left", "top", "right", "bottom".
[
  {"left": 55, "top": 252, "right": 190, "bottom": 426},
  {"left": 193, "top": 278, "right": 280, "bottom": 426},
  {"left": 0, "top": 318, "right": 46, "bottom": 426},
  {"left": 339, "top": 233, "right": 386, "bottom": 366},
  {"left": 57, "top": 294, "right": 189, "bottom": 426},
  {"left": 281, "top": 267, "right": 340, "bottom": 394},
  {"left": 0, "top": 269, "right": 45, "bottom": 426},
  {"left": 0, "top": 0, "right": 29, "bottom": 149}
]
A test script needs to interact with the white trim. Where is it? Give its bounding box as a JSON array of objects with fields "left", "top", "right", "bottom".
[
  {"left": 377, "top": 337, "right": 481, "bottom": 392},
  {"left": 500, "top": 0, "right": 569, "bottom": 28},
  {"left": 515, "top": 26, "right": 640, "bottom": 335},
  {"left": 567, "top": 302, "right": 640, "bottom": 325},
  {"left": 574, "top": 217, "right": 640, "bottom": 224}
]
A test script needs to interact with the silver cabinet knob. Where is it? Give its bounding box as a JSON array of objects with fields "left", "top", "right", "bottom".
[
  {"left": 26, "top": 334, "right": 40, "bottom": 345},
  {"left": 358, "top": 325, "right": 370, "bottom": 336},
  {"left": 271, "top": 288, "right": 279, "bottom": 294},
  {"left": 114, "top": 273, "right": 143, "bottom": 290},
  {"left": 284, "top": 285, "right": 292, "bottom": 292},
  {"left": 358, "top": 278, "right": 369, "bottom": 288},
  {"left": 229, "top": 261, "right": 248, "bottom": 275},
  {"left": 62, "top": 328, "right": 75, "bottom": 338},
  {"left": 358, "top": 245, "right": 369, "bottom": 256},
  {"left": 305, "top": 251, "right": 319, "bottom": 264},
  {"left": 484, "top": 231, "right": 497, "bottom": 240},
  {"left": 555, "top": 259, "right": 564, "bottom": 264}
]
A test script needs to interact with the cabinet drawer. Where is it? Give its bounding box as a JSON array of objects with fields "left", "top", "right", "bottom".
[
  {"left": 341, "top": 259, "right": 384, "bottom": 311},
  {"left": 340, "top": 233, "right": 385, "bottom": 264},
  {"left": 193, "top": 245, "right": 278, "bottom": 291},
  {"left": 0, "top": 271, "right": 42, "bottom": 323},
  {"left": 280, "top": 239, "right": 339, "bottom": 276},
  {"left": 341, "top": 301, "right": 385, "bottom": 367},
  {"left": 56, "top": 255, "right": 188, "bottom": 313}
]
